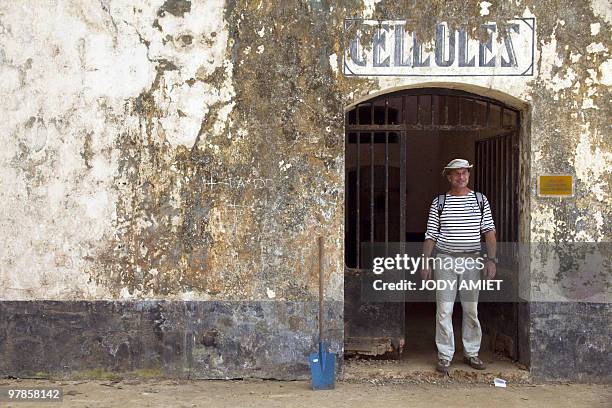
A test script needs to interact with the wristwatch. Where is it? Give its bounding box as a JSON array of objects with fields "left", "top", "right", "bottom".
[{"left": 485, "top": 257, "right": 498, "bottom": 264}]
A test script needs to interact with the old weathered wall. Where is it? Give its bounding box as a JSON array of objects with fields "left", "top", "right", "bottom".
[
  {"left": 0, "top": 0, "right": 610, "bottom": 380},
  {"left": 0, "top": 0, "right": 346, "bottom": 302}
]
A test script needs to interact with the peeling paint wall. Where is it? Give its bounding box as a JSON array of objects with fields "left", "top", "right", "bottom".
[
  {"left": 0, "top": 0, "right": 610, "bottom": 380},
  {"left": 1, "top": 0, "right": 610, "bottom": 301},
  {"left": 1, "top": 1, "right": 609, "bottom": 292},
  {"left": 1, "top": 0, "right": 348, "bottom": 301}
]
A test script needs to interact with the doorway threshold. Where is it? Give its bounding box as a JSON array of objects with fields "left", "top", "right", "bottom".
[{"left": 341, "top": 339, "right": 530, "bottom": 385}]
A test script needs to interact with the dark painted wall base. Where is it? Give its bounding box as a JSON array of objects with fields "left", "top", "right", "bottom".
[
  {"left": 1, "top": 301, "right": 609, "bottom": 382},
  {"left": 530, "top": 302, "right": 611, "bottom": 383},
  {"left": 0, "top": 301, "right": 343, "bottom": 380}
]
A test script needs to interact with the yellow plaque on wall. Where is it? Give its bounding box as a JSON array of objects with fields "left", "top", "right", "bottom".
[{"left": 538, "top": 175, "right": 574, "bottom": 197}]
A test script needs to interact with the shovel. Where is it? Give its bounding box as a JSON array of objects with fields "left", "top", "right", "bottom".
[{"left": 309, "top": 236, "right": 335, "bottom": 390}]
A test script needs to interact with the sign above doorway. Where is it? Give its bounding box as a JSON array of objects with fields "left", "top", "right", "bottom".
[{"left": 343, "top": 19, "right": 535, "bottom": 77}]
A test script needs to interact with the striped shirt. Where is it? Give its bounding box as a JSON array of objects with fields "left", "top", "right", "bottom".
[{"left": 424, "top": 191, "right": 495, "bottom": 253}]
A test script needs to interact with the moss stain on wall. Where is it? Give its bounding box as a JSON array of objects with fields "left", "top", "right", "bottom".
[{"left": 0, "top": 0, "right": 609, "bottom": 300}]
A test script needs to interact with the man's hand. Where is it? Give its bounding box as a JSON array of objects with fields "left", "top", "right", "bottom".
[
  {"left": 421, "top": 240, "right": 435, "bottom": 281},
  {"left": 484, "top": 260, "right": 496, "bottom": 279},
  {"left": 483, "top": 231, "right": 497, "bottom": 279}
]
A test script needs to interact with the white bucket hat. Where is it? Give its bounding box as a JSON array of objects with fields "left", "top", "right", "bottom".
[{"left": 443, "top": 158, "right": 473, "bottom": 175}]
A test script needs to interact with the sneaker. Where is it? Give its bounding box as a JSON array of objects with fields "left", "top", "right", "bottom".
[
  {"left": 436, "top": 358, "right": 451, "bottom": 373},
  {"left": 463, "top": 355, "right": 486, "bottom": 370}
]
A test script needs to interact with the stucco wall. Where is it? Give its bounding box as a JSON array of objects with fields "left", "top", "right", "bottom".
[
  {"left": 1, "top": 0, "right": 348, "bottom": 302},
  {"left": 0, "top": 0, "right": 610, "bottom": 381},
  {"left": 1, "top": 0, "right": 609, "bottom": 303}
]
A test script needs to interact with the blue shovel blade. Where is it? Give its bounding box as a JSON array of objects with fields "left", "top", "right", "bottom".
[{"left": 309, "top": 342, "right": 335, "bottom": 390}]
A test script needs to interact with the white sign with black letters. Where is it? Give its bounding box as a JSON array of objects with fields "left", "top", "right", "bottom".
[{"left": 343, "top": 19, "right": 535, "bottom": 77}]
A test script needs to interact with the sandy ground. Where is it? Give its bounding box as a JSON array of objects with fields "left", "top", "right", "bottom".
[
  {"left": 4, "top": 319, "right": 607, "bottom": 407},
  {"left": 0, "top": 378, "right": 609, "bottom": 408}
]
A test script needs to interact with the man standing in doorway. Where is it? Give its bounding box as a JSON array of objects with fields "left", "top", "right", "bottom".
[{"left": 421, "top": 159, "right": 497, "bottom": 373}]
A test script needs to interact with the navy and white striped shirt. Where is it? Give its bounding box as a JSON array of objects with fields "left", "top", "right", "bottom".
[{"left": 425, "top": 191, "right": 495, "bottom": 253}]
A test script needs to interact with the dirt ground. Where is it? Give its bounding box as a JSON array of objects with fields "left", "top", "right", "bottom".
[
  {"left": 1, "top": 327, "right": 608, "bottom": 408},
  {"left": 0, "top": 378, "right": 610, "bottom": 408}
]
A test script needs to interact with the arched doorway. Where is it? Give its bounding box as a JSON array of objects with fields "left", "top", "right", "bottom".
[{"left": 344, "top": 88, "right": 525, "bottom": 366}]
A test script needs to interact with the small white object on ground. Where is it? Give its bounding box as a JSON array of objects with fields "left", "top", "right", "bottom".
[{"left": 494, "top": 378, "right": 507, "bottom": 388}]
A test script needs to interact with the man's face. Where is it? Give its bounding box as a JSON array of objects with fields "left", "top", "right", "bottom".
[{"left": 447, "top": 168, "right": 470, "bottom": 188}]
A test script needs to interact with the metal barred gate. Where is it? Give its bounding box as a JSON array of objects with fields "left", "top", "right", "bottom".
[{"left": 344, "top": 88, "right": 521, "bottom": 358}]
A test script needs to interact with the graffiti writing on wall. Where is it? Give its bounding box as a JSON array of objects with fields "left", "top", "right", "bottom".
[{"left": 202, "top": 175, "right": 274, "bottom": 190}]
